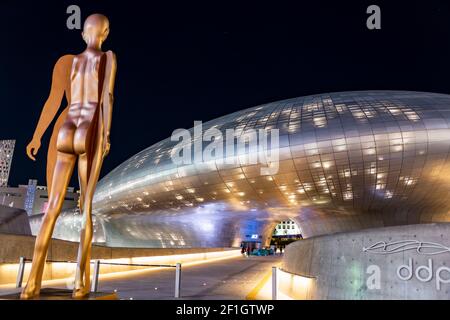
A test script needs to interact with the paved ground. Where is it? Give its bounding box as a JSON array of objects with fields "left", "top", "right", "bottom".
[
  {"left": 0, "top": 255, "right": 282, "bottom": 300},
  {"left": 101, "top": 255, "right": 281, "bottom": 300}
]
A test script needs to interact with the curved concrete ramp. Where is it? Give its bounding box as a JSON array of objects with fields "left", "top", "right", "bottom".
[{"left": 281, "top": 223, "right": 450, "bottom": 300}]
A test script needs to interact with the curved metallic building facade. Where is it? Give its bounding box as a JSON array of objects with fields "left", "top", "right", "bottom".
[{"left": 91, "top": 91, "right": 450, "bottom": 247}]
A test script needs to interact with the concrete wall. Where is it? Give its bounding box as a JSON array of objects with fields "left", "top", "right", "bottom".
[
  {"left": 281, "top": 223, "right": 450, "bottom": 300},
  {"left": 0, "top": 233, "right": 234, "bottom": 264}
]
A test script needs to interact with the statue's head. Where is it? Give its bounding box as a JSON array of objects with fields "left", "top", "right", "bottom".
[{"left": 82, "top": 14, "right": 110, "bottom": 48}]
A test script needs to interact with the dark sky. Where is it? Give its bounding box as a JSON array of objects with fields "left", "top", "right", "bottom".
[{"left": 1, "top": 0, "right": 450, "bottom": 187}]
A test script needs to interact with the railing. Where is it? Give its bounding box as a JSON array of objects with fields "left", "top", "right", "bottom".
[
  {"left": 272, "top": 266, "right": 277, "bottom": 300},
  {"left": 15, "top": 257, "right": 182, "bottom": 298}
]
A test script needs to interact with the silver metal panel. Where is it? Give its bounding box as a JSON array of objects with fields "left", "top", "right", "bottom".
[{"left": 86, "top": 91, "right": 450, "bottom": 247}]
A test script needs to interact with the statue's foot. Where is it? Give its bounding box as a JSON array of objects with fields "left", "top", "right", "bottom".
[
  {"left": 72, "top": 286, "right": 90, "bottom": 299},
  {"left": 20, "top": 284, "right": 40, "bottom": 299}
]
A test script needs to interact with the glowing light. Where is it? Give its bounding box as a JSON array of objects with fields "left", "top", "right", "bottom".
[
  {"left": 312, "top": 162, "right": 322, "bottom": 169},
  {"left": 403, "top": 177, "right": 415, "bottom": 186},
  {"left": 405, "top": 111, "right": 420, "bottom": 121},
  {"left": 364, "top": 148, "right": 375, "bottom": 155},
  {"left": 343, "top": 191, "right": 353, "bottom": 200},
  {"left": 248, "top": 267, "right": 311, "bottom": 300},
  {"left": 323, "top": 162, "right": 333, "bottom": 169},
  {"left": 335, "top": 145, "right": 347, "bottom": 152},
  {"left": 313, "top": 116, "right": 327, "bottom": 128}
]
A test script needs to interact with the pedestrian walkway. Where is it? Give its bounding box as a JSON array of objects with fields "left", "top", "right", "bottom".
[{"left": 0, "top": 255, "right": 281, "bottom": 300}]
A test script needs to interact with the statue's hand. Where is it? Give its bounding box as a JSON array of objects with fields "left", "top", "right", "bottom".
[
  {"left": 26, "top": 138, "right": 41, "bottom": 161},
  {"left": 102, "top": 137, "right": 111, "bottom": 158}
]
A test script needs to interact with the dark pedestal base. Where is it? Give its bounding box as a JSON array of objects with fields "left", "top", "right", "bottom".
[{"left": 0, "top": 288, "right": 118, "bottom": 300}]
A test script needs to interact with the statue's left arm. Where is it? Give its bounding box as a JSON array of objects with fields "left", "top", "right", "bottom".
[{"left": 102, "top": 50, "right": 117, "bottom": 157}]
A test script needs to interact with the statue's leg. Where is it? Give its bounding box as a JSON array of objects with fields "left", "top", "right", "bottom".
[
  {"left": 73, "top": 137, "right": 103, "bottom": 298},
  {"left": 47, "top": 108, "right": 69, "bottom": 194},
  {"left": 21, "top": 151, "right": 76, "bottom": 299},
  {"left": 77, "top": 152, "right": 87, "bottom": 214},
  {"left": 73, "top": 152, "right": 91, "bottom": 297}
]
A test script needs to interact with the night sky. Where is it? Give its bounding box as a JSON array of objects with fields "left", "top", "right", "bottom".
[{"left": 2, "top": 0, "right": 450, "bottom": 188}]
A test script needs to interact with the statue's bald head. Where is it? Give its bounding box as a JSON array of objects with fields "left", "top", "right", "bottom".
[{"left": 82, "top": 14, "right": 110, "bottom": 48}]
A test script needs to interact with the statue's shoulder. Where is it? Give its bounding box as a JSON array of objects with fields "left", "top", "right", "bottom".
[
  {"left": 56, "top": 54, "right": 75, "bottom": 64},
  {"left": 53, "top": 54, "right": 75, "bottom": 72}
]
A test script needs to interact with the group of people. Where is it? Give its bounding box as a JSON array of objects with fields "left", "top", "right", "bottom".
[
  {"left": 271, "top": 244, "right": 285, "bottom": 255},
  {"left": 240, "top": 242, "right": 286, "bottom": 256},
  {"left": 241, "top": 243, "right": 257, "bottom": 256}
]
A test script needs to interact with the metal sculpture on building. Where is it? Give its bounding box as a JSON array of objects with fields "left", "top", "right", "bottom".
[{"left": 21, "top": 13, "right": 117, "bottom": 299}]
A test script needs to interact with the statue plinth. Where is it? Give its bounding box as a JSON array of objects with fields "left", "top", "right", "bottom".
[{"left": 0, "top": 288, "right": 118, "bottom": 300}]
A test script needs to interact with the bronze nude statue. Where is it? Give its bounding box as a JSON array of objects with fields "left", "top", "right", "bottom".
[{"left": 21, "top": 13, "right": 117, "bottom": 299}]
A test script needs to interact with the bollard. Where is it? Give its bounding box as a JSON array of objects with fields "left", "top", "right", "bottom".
[
  {"left": 91, "top": 260, "right": 101, "bottom": 293},
  {"left": 272, "top": 266, "right": 277, "bottom": 300},
  {"left": 16, "top": 257, "right": 26, "bottom": 288},
  {"left": 174, "top": 263, "right": 182, "bottom": 298}
]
